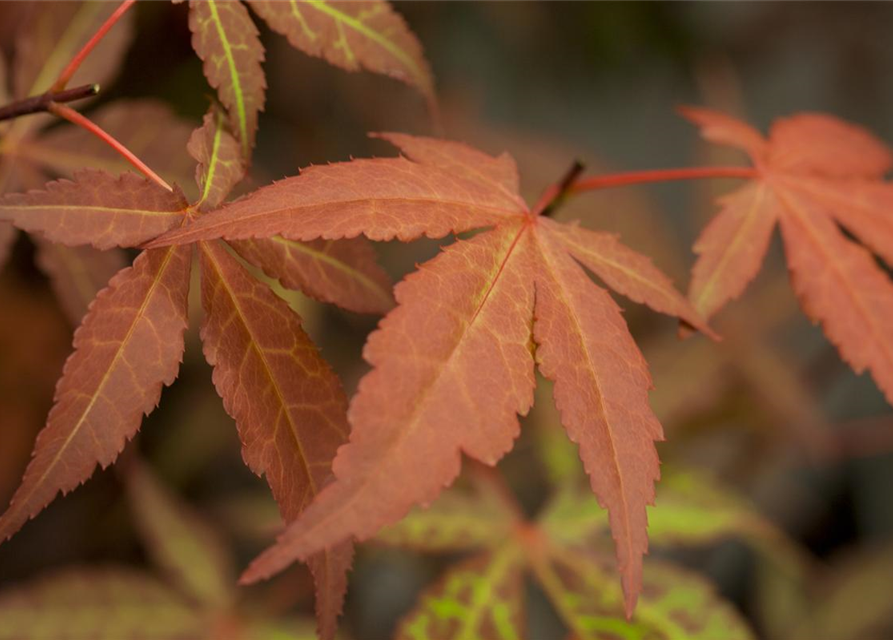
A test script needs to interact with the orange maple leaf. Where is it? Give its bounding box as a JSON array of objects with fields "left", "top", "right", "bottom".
[
  {"left": 681, "top": 107, "right": 893, "bottom": 405},
  {"left": 149, "top": 132, "right": 714, "bottom": 615}
]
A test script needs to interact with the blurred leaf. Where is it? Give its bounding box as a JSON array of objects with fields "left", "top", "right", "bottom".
[
  {"left": 126, "top": 460, "right": 234, "bottom": 610},
  {"left": 540, "top": 468, "right": 780, "bottom": 549},
  {"left": 791, "top": 544, "right": 893, "bottom": 640},
  {"left": 377, "top": 477, "right": 519, "bottom": 553},
  {"left": 396, "top": 545, "right": 525, "bottom": 640},
  {"left": 0, "top": 569, "right": 205, "bottom": 640},
  {"left": 535, "top": 550, "right": 754, "bottom": 640}
]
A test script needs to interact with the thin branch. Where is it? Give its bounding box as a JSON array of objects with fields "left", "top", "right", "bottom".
[
  {"left": 569, "top": 166, "right": 757, "bottom": 193},
  {"left": 532, "top": 160, "right": 586, "bottom": 217},
  {"left": 52, "top": 0, "right": 137, "bottom": 91},
  {"left": 0, "top": 84, "right": 99, "bottom": 122},
  {"left": 48, "top": 103, "right": 173, "bottom": 192}
]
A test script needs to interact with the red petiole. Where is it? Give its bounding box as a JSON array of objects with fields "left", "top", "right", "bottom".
[
  {"left": 52, "top": 0, "right": 137, "bottom": 92},
  {"left": 49, "top": 103, "right": 173, "bottom": 192}
]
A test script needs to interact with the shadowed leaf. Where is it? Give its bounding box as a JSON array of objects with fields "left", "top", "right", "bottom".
[
  {"left": 33, "top": 238, "right": 128, "bottom": 325},
  {"left": 199, "top": 240, "right": 349, "bottom": 523},
  {"left": 248, "top": 0, "right": 437, "bottom": 114},
  {"left": 231, "top": 236, "right": 393, "bottom": 314},
  {"left": 0, "top": 569, "right": 204, "bottom": 640},
  {"left": 126, "top": 461, "right": 234, "bottom": 609},
  {"left": 198, "top": 240, "right": 352, "bottom": 639},
  {"left": 0, "top": 245, "right": 191, "bottom": 543},
  {"left": 0, "top": 223, "right": 15, "bottom": 270},
  {"left": 13, "top": 2, "right": 133, "bottom": 101}
]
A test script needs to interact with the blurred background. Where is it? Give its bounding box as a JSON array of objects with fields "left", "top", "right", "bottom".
[{"left": 2, "top": 2, "right": 893, "bottom": 638}]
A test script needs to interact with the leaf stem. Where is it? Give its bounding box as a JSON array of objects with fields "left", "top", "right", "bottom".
[
  {"left": 48, "top": 103, "right": 173, "bottom": 192},
  {"left": 569, "top": 165, "right": 757, "bottom": 193},
  {"left": 52, "top": 0, "right": 137, "bottom": 91},
  {"left": 533, "top": 160, "right": 586, "bottom": 217},
  {"left": 0, "top": 84, "right": 99, "bottom": 122}
]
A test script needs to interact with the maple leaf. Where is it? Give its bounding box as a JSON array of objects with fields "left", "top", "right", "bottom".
[
  {"left": 376, "top": 474, "right": 755, "bottom": 640},
  {"left": 0, "top": 101, "right": 395, "bottom": 639},
  {"left": 0, "top": 2, "right": 196, "bottom": 326},
  {"left": 186, "top": 0, "right": 436, "bottom": 157},
  {"left": 681, "top": 107, "right": 893, "bottom": 405},
  {"left": 0, "top": 460, "right": 322, "bottom": 639},
  {"left": 149, "top": 133, "right": 713, "bottom": 615},
  {"left": 126, "top": 460, "right": 235, "bottom": 609},
  {"left": 0, "top": 569, "right": 207, "bottom": 640}
]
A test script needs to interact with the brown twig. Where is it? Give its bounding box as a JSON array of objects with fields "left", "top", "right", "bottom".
[
  {"left": 533, "top": 160, "right": 586, "bottom": 217},
  {"left": 0, "top": 84, "right": 99, "bottom": 122}
]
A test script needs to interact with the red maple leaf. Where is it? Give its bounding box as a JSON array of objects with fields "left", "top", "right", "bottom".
[
  {"left": 681, "top": 107, "right": 893, "bottom": 405},
  {"left": 0, "top": 108, "right": 391, "bottom": 639},
  {"left": 148, "top": 133, "right": 715, "bottom": 615}
]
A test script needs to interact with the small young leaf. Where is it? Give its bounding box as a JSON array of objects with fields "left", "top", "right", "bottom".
[
  {"left": 188, "top": 105, "right": 245, "bottom": 211},
  {"left": 231, "top": 236, "right": 393, "bottom": 315},
  {"left": 247, "top": 0, "right": 437, "bottom": 113},
  {"left": 126, "top": 460, "right": 234, "bottom": 609},
  {"left": 0, "top": 171, "right": 189, "bottom": 250},
  {"left": 188, "top": 0, "right": 266, "bottom": 157},
  {"left": 0, "top": 569, "right": 204, "bottom": 640},
  {"left": 0, "top": 245, "right": 191, "bottom": 542},
  {"left": 396, "top": 547, "right": 525, "bottom": 640}
]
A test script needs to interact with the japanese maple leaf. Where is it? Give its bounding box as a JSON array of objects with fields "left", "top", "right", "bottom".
[
  {"left": 0, "top": 1, "right": 195, "bottom": 325},
  {"left": 186, "top": 0, "right": 436, "bottom": 156},
  {"left": 374, "top": 471, "right": 755, "bottom": 640},
  {"left": 681, "top": 107, "right": 893, "bottom": 405},
  {"left": 0, "top": 107, "right": 392, "bottom": 639},
  {"left": 147, "top": 133, "right": 715, "bottom": 614},
  {"left": 0, "top": 460, "right": 321, "bottom": 639}
]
